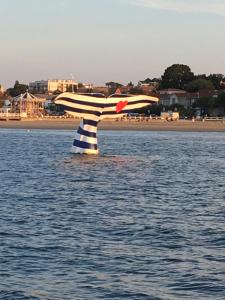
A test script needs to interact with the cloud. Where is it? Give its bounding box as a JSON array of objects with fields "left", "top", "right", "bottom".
[{"left": 126, "top": 0, "right": 225, "bottom": 16}]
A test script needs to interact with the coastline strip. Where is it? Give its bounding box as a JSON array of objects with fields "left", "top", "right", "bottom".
[{"left": 1, "top": 119, "right": 225, "bottom": 132}]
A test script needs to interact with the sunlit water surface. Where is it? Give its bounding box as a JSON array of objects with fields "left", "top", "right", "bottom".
[{"left": 0, "top": 129, "right": 225, "bottom": 300}]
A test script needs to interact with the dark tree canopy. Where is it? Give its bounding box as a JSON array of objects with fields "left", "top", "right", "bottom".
[
  {"left": 214, "top": 92, "right": 225, "bottom": 108},
  {"left": 192, "top": 97, "right": 215, "bottom": 115},
  {"left": 78, "top": 82, "right": 84, "bottom": 88},
  {"left": 160, "top": 64, "right": 194, "bottom": 90},
  {"left": 127, "top": 81, "right": 134, "bottom": 87},
  {"left": 105, "top": 82, "right": 123, "bottom": 88},
  {"left": 140, "top": 78, "right": 161, "bottom": 84},
  {"left": 7, "top": 81, "right": 28, "bottom": 97},
  {"left": 0, "top": 93, "right": 4, "bottom": 108},
  {"left": 186, "top": 79, "right": 214, "bottom": 92},
  {"left": 195, "top": 74, "right": 208, "bottom": 80},
  {"left": 0, "top": 89, "right": 7, "bottom": 108},
  {"left": 194, "top": 74, "right": 224, "bottom": 89},
  {"left": 207, "top": 74, "right": 224, "bottom": 90}
]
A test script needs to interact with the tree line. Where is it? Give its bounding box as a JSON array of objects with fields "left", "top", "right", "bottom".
[
  {"left": 158, "top": 64, "right": 224, "bottom": 91},
  {"left": 107, "top": 64, "right": 225, "bottom": 92}
]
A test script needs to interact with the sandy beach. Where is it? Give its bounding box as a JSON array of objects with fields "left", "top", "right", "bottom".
[{"left": 1, "top": 118, "right": 225, "bottom": 132}]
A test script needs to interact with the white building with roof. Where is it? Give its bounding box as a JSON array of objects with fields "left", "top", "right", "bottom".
[
  {"left": 158, "top": 89, "right": 191, "bottom": 108},
  {"left": 29, "top": 79, "right": 78, "bottom": 94}
]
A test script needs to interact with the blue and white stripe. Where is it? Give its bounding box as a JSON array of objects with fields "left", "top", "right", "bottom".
[
  {"left": 55, "top": 92, "right": 158, "bottom": 154},
  {"left": 72, "top": 119, "right": 98, "bottom": 154}
]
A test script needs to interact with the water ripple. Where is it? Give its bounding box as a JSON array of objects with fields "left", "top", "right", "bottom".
[{"left": 0, "top": 129, "right": 225, "bottom": 299}]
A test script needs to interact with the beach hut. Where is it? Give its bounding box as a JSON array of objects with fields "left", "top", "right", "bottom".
[{"left": 12, "top": 91, "right": 45, "bottom": 117}]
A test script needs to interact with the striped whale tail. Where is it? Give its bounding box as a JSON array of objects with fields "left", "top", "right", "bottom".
[
  {"left": 55, "top": 92, "right": 158, "bottom": 154},
  {"left": 71, "top": 118, "right": 99, "bottom": 154}
]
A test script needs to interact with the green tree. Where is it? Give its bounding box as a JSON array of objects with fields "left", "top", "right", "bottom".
[
  {"left": 214, "top": 92, "right": 225, "bottom": 109},
  {"left": 127, "top": 81, "right": 134, "bottom": 87},
  {"left": 160, "top": 64, "right": 194, "bottom": 90},
  {"left": 140, "top": 78, "right": 161, "bottom": 84},
  {"left": 195, "top": 74, "right": 208, "bottom": 80},
  {"left": 148, "top": 104, "right": 164, "bottom": 116},
  {"left": 7, "top": 80, "right": 28, "bottom": 97},
  {"left": 186, "top": 79, "right": 214, "bottom": 92},
  {"left": 105, "top": 82, "right": 123, "bottom": 88},
  {"left": 192, "top": 96, "right": 215, "bottom": 115},
  {"left": 207, "top": 74, "right": 224, "bottom": 89},
  {"left": 0, "top": 93, "right": 4, "bottom": 108},
  {"left": 78, "top": 83, "right": 84, "bottom": 88}
]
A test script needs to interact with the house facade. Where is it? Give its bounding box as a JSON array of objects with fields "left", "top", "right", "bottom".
[
  {"left": 158, "top": 88, "right": 219, "bottom": 108},
  {"left": 158, "top": 89, "right": 190, "bottom": 108}
]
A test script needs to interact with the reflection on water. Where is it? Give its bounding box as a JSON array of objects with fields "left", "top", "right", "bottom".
[{"left": 0, "top": 129, "right": 225, "bottom": 300}]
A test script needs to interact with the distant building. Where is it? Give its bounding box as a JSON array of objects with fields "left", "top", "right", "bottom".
[
  {"left": 138, "top": 81, "right": 159, "bottom": 93},
  {"left": 158, "top": 88, "right": 219, "bottom": 108},
  {"left": 29, "top": 79, "right": 78, "bottom": 94},
  {"left": 77, "top": 86, "right": 110, "bottom": 96},
  {"left": 92, "top": 86, "right": 110, "bottom": 95},
  {"left": 158, "top": 89, "right": 189, "bottom": 107},
  {"left": 82, "top": 83, "right": 93, "bottom": 89},
  {"left": 158, "top": 88, "right": 187, "bottom": 95}
]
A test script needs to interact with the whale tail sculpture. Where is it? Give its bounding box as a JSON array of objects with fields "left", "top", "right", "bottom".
[{"left": 55, "top": 92, "right": 158, "bottom": 154}]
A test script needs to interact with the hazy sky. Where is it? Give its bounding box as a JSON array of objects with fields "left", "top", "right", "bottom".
[{"left": 1, "top": 0, "right": 225, "bottom": 88}]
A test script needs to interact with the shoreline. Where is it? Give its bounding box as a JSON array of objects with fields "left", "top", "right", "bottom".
[{"left": 1, "top": 118, "right": 225, "bottom": 132}]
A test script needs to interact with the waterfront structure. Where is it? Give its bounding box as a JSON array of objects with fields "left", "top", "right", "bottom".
[
  {"left": 29, "top": 79, "right": 78, "bottom": 94},
  {"left": 161, "top": 111, "right": 179, "bottom": 121},
  {"left": 12, "top": 91, "right": 45, "bottom": 117}
]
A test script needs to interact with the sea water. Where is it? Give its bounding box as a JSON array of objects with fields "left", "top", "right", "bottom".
[{"left": 0, "top": 129, "right": 225, "bottom": 300}]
